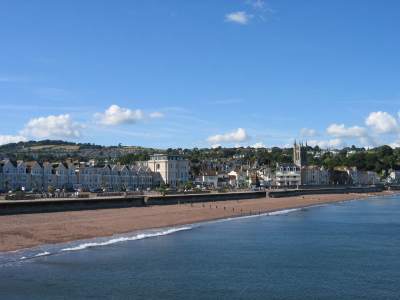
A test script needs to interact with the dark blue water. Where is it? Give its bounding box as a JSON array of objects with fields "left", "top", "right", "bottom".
[{"left": 1, "top": 195, "right": 400, "bottom": 299}]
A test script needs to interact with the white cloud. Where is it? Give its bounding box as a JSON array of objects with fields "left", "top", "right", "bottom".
[
  {"left": 308, "top": 138, "right": 343, "bottom": 149},
  {"left": 225, "top": 11, "right": 252, "bottom": 25},
  {"left": 0, "top": 135, "right": 27, "bottom": 145},
  {"left": 20, "top": 114, "right": 83, "bottom": 139},
  {"left": 358, "top": 136, "right": 376, "bottom": 148},
  {"left": 95, "top": 105, "right": 144, "bottom": 126},
  {"left": 365, "top": 111, "right": 399, "bottom": 134},
  {"left": 207, "top": 128, "right": 249, "bottom": 144},
  {"left": 325, "top": 123, "right": 377, "bottom": 147},
  {"left": 245, "top": 0, "right": 276, "bottom": 21},
  {"left": 252, "top": 142, "right": 266, "bottom": 148},
  {"left": 317, "top": 111, "right": 400, "bottom": 148},
  {"left": 149, "top": 111, "right": 164, "bottom": 119},
  {"left": 247, "top": 0, "right": 265, "bottom": 9},
  {"left": 326, "top": 123, "right": 367, "bottom": 138},
  {"left": 300, "top": 128, "right": 317, "bottom": 137},
  {"left": 390, "top": 140, "right": 400, "bottom": 148},
  {"left": 211, "top": 144, "right": 222, "bottom": 149}
]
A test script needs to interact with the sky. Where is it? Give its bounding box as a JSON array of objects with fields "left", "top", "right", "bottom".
[{"left": 1, "top": 0, "right": 400, "bottom": 149}]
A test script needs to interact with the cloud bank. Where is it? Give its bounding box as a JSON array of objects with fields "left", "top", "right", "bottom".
[
  {"left": 0, "top": 135, "right": 27, "bottom": 145},
  {"left": 20, "top": 114, "right": 83, "bottom": 139},
  {"left": 207, "top": 128, "right": 249, "bottom": 144},
  {"left": 95, "top": 105, "right": 144, "bottom": 126},
  {"left": 301, "top": 110, "right": 400, "bottom": 149},
  {"left": 95, "top": 105, "right": 165, "bottom": 125}
]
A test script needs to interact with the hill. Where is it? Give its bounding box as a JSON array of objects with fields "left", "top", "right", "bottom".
[
  {"left": 0, "top": 140, "right": 399, "bottom": 175},
  {"left": 0, "top": 140, "right": 158, "bottom": 162}
]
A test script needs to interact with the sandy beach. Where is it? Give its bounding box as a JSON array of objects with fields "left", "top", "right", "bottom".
[{"left": 0, "top": 191, "right": 397, "bottom": 252}]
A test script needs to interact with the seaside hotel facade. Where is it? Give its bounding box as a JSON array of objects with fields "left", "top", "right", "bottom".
[
  {"left": 0, "top": 155, "right": 189, "bottom": 192},
  {"left": 146, "top": 154, "right": 190, "bottom": 188}
]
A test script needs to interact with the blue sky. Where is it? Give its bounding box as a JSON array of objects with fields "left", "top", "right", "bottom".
[{"left": 1, "top": 0, "right": 400, "bottom": 148}]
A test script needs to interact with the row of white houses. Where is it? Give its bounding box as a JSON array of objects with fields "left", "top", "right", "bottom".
[{"left": 0, "top": 160, "right": 157, "bottom": 192}]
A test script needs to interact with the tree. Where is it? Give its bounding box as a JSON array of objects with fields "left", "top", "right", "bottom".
[
  {"left": 47, "top": 185, "right": 55, "bottom": 194},
  {"left": 183, "top": 181, "right": 193, "bottom": 190},
  {"left": 158, "top": 184, "right": 168, "bottom": 196}
]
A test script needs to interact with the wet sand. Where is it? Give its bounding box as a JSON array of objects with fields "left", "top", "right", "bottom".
[{"left": 0, "top": 191, "right": 397, "bottom": 252}]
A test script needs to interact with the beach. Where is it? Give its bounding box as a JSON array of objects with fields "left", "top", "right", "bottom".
[{"left": 0, "top": 191, "right": 397, "bottom": 252}]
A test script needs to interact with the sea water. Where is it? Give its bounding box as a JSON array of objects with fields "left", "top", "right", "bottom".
[{"left": 0, "top": 195, "right": 400, "bottom": 299}]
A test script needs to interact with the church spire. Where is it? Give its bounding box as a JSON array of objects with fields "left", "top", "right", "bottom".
[{"left": 293, "top": 140, "right": 307, "bottom": 168}]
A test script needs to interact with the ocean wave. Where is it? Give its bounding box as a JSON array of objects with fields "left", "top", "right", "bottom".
[
  {"left": 33, "top": 251, "right": 51, "bottom": 257},
  {"left": 18, "top": 251, "right": 55, "bottom": 261},
  {"left": 267, "top": 208, "right": 303, "bottom": 215},
  {"left": 60, "top": 226, "right": 193, "bottom": 252},
  {"left": 205, "top": 207, "right": 307, "bottom": 226},
  {"left": 231, "top": 208, "right": 303, "bottom": 220}
]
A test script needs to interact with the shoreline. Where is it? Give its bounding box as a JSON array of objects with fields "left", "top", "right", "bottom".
[{"left": 0, "top": 191, "right": 398, "bottom": 253}]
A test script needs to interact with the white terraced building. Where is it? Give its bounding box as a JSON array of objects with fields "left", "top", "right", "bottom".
[
  {"left": 301, "top": 166, "right": 330, "bottom": 185},
  {"left": 0, "top": 159, "right": 155, "bottom": 192},
  {"left": 274, "top": 163, "right": 301, "bottom": 187},
  {"left": 147, "top": 154, "right": 189, "bottom": 188}
]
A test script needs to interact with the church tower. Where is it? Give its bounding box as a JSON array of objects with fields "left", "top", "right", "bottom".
[{"left": 293, "top": 141, "right": 307, "bottom": 167}]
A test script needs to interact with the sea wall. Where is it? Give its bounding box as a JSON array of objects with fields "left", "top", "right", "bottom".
[
  {"left": 268, "top": 186, "right": 384, "bottom": 198},
  {"left": 145, "top": 191, "right": 266, "bottom": 205},
  {"left": 0, "top": 197, "right": 145, "bottom": 216},
  {"left": 0, "top": 187, "right": 387, "bottom": 215},
  {"left": 0, "top": 191, "right": 266, "bottom": 215}
]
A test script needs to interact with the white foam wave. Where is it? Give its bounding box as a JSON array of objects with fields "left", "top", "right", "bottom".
[
  {"left": 60, "top": 226, "right": 192, "bottom": 252},
  {"left": 235, "top": 207, "right": 303, "bottom": 219},
  {"left": 267, "top": 208, "right": 303, "bottom": 215},
  {"left": 34, "top": 251, "right": 50, "bottom": 257},
  {"left": 208, "top": 207, "right": 305, "bottom": 225}
]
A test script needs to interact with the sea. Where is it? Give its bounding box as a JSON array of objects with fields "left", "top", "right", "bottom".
[{"left": 0, "top": 194, "right": 400, "bottom": 299}]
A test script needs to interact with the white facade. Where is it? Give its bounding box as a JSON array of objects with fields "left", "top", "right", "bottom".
[
  {"left": 0, "top": 159, "right": 155, "bottom": 192},
  {"left": 274, "top": 163, "right": 301, "bottom": 187},
  {"left": 0, "top": 160, "right": 18, "bottom": 191},
  {"left": 257, "top": 167, "right": 274, "bottom": 187},
  {"left": 99, "top": 165, "right": 112, "bottom": 191},
  {"left": 26, "top": 161, "right": 44, "bottom": 191},
  {"left": 147, "top": 154, "right": 189, "bottom": 188},
  {"left": 389, "top": 171, "right": 400, "bottom": 183},
  {"left": 347, "top": 168, "right": 380, "bottom": 185},
  {"left": 301, "top": 166, "right": 330, "bottom": 185},
  {"left": 362, "top": 171, "right": 379, "bottom": 185},
  {"left": 228, "top": 170, "right": 248, "bottom": 188},
  {"left": 16, "top": 162, "right": 28, "bottom": 190},
  {"left": 54, "top": 163, "right": 68, "bottom": 189},
  {"left": 42, "top": 162, "right": 54, "bottom": 191},
  {"left": 195, "top": 174, "right": 219, "bottom": 188}
]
